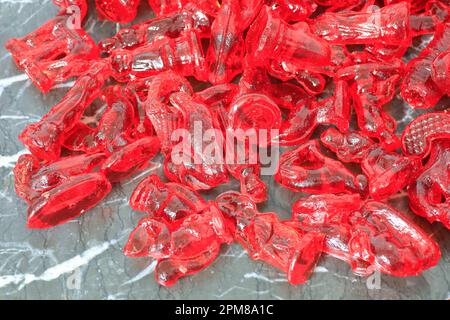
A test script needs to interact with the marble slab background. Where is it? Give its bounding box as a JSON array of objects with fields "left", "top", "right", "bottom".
[{"left": 0, "top": 0, "right": 448, "bottom": 300}]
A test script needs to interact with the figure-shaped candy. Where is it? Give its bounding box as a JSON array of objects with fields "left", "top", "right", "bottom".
[
  {"left": 95, "top": 0, "right": 140, "bottom": 23},
  {"left": 101, "top": 137, "right": 161, "bottom": 183},
  {"left": 275, "top": 140, "right": 368, "bottom": 195},
  {"left": 95, "top": 85, "right": 139, "bottom": 153},
  {"left": 216, "top": 191, "right": 325, "bottom": 284},
  {"left": 99, "top": 4, "right": 212, "bottom": 54},
  {"left": 432, "top": 52, "right": 450, "bottom": 96},
  {"left": 246, "top": 6, "right": 331, "bottom": 69},
  {"left": 147, "top": 0, "right": 220, "bottom": 16},
  {"left": 125, "top": 201, "right": 232, "bottom": 286},
  {"left": 143, "top": 71, "right": 193, "bottom": 154},
  {"left": 19, "top": 61, "right": 111, "bottom": 160},
  {"left": 311, "top": 2, "right": 411, "bottom": 45},
  {"left": 321, "top": 129, "right": 421, "bottom": 199},
  {"left": 337, "top": 59, "right": 403, "bottom": 150},
  {"left": 164, "top": 92, "right": 229, "bottom": 190},
  {"left": 129, "top": 174, "right": 207, "bottom": 228},
  {"left": 408, "top": 140, "right": 450, "bottom": 229},
  {"left": 277, "top": 81, "right": 351, "bottom": 146},
  {"left": 291, "top": 195, "right": 441, "bottom": 276},
  {"left": 227, "top": 93, "right": 282, "bottom": 147},
  {"left": 266, "top": 0, "right": 317, "bottom": 22},
  {"left": 14, "top": 153, "right": 107, "bottom": 204},
  {"left": 110, "top": 31, "right": 207, "bottom": 82},
  {"left": 401, "top": 22, "right": 450, "bottom": 108},
  {"left": 5, "top": 15, "right": 99, "bottom": 93},
  {"left": 401, "top": 112, "right": 450, "bottom": 158},
  {"left": 206, "top": 0, "right": 263, "bottom": 84}
]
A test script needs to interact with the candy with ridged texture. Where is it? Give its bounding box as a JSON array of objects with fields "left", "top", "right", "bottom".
[
  {"left": 408, "top": 140, "right": 450, "bottom": 229},
  {"left": 401, "top": 112, "right": 450, "bottom": 158},
  {"left": 101, "top": 137, "right": 161, "bottom": 183},
  {"left": 110, "top": 30, "right": 207, "bottom": 82},
  {"left": 311, "top": 2, "right": 411, "bottom": 45},
  {"left": 401, "top": 22, "right": 450, "bottom": 108},
  {"left": 27, "top": 172, "right": 112, "bottom": 229},
  {"left": 5, "top": 15, "right": 99, "bottom": 93},
  {"left": 19, "top": 62, "right": 110, "bottom": 160},
  {"left": 99, "top": 4, "right": 212, "bottom": 54},
  {"left": 275, "top": 140, "right": 368, "bottom": 195}
]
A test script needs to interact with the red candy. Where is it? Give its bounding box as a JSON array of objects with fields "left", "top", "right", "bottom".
[
  {"left": 95, "top": 0, "right": 140, "bottom": 23},
  {"left": 7, "top": 0, "right": 450, "bottom": 287},
  {"left": 291, "top": 195, "right": 441, "bottom": 277},
  {"left": 408, "top": 140, "right": 450, "bottom": 229},
  {"left": 5, "top": 15, "right": 98, "bottom": 93}
]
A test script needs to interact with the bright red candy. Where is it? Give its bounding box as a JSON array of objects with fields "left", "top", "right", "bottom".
[
  {"left": 101, "top": 137, "right": 161, "bottom": 183},
  {"left": 408, "top": 140, "right": 450, "bottom": 229},
  {"left": 246, "top": 5, "right": 331, "bottom": 70},
  {"left": 311, "top": 2, "right": 411, "bottom": 46},
  {"left": 95, "top": 0, "right": 140, "bottom": 23},
  {"left": 432, "top": 52, "right": 450, "bottom": 96},
  {"left": 110, "top": 30, "right": 207, "bottom": 82},
  {"left": 147, "top": 0, "right": 220, "bottom": 16},
  {"left": 291, "top": 194, "right": 441, "bottom": 277},
  {"left": 27, "top": 172, "right": 111, "bottom": 229},
  {"left": 5, "top": 15, "right": 98, "bottom": 93},
  {"left": 275, "top": 140, "right": 368, "bottom": 195},
  {"left": 401, "top": 22, "right": 450, "bottom": 108},
  {"left": 19, "top": 61, "right": 110, "bottom": 160},
  {"left": 99, "top": 4, "right": 212, "bottom": 54},
  {"left": 401, "top": 112, "right": 450, "bottom": 158}
]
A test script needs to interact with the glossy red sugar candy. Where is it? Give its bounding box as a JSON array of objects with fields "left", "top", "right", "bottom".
[
  {"left": 408, "top": 140, "right": 450, "bottom": 229},
  {"left": 19, "top": 61, "right": 110, "bottom": 160},
  {"left": 401, "top": 112, "right": 450, "bottom": 158},
  {"left": 95, "top": 0, "right": 140, "bottom": 23},
  {"left": 275, "top": 140, "right": 368, "bottom": 195},
  {"left": 5, "top": 15, "right": 99, "bottom": 93},
  {"left": 27, "top": 172, "right": 111, "bottom": 229}
]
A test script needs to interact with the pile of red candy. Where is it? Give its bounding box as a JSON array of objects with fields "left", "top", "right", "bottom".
[{"left": 7, "top": 0, "right": 450, "bottom": 286}]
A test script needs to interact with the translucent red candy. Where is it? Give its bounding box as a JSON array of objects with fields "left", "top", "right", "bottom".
[
  {"left": 95, "top": 0, "right": 140, "bottom": 23},
  {"left": 401, "top": 112, "right": 450, "bottom": 158},
  {"left": 7, "top": 0, "right": 450, "bottom": 287},
  {"left": 401, "top": 22, "right": 450, "bottom": 109},
  {"left": 216, "top": 191, "right": 324, "bottom": 284},
  {"left": 408, "top": 140, "right": 450, "bottom": 229},
  {"left": 291, "top": 194, "right": 441, "bottom": 277},
  {"left": 5, "top": 15, "right": 98, "bottom": 93},
  {"left": 275, "top": 140, "right": 368, "bottom": 195}
]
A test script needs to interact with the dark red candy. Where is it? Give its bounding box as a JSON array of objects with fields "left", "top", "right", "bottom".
[
  {"left": 27, "top": 172, "right": 111, "bottom": 229},
  {"left": 401, "top": 112, "right": 450, "bottom": 158},
  {"left": 275, "top": 140, "right": 368, "bottom": 195},
  {"left": 95, "top": 0, "right": 140, "bottom": 23},
  {"left": 408, "top": 140, "right": 450, "bottom": 229},
  {"left": 5, "top": 15, "right": 98, "bottom": 93},
  {"left": 101, "top": 137, "right": 161, "bottom": 183}
]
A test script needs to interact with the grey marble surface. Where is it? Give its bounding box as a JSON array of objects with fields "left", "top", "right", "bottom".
[{"left": 0, "top": 0, "right": 449, "bottom": 300}]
